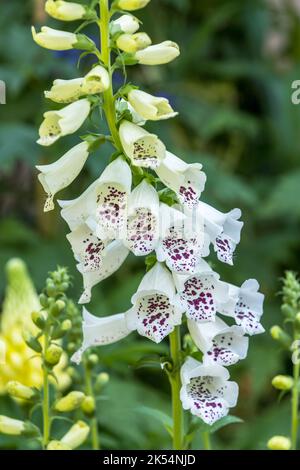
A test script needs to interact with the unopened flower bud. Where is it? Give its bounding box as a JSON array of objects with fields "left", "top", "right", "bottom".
[
  {"left": 45, "top": 344, "right": 63, "bottom": 366},
  {"left": 95, "top": 372, "right": 109, "bottom": 390},
  {"left": 54, "top": 391, "right": 85, "bottom": 412},
  {"left": 267, "top": 435, "right": 291, "bottom": 450},
  {"left": 0, "top": 416, "right": 38, "bottom": 437},
  {"left": 270, "top": 326, "right": 292, "bottom": 349},
  {"left": 45, "top": 0, "right": 95, "bottom": 22},
  {"left": 23, "top": 331, "right": 42, "bottom": 353},
  {"left": 116, "top": 0, "right": 150, "bottom": 11},
  {"left": 39, "top": 293, "right": 49, "bottom": 308},
  {"left": 6, "top": 381, "right": 37, "bottom": 401},
  {"left": 50, "top": 299, "right": 66, "bottom": 317},
  {"left": 81, "top": 396, "right": 95, "bottom": 416},
  {"left": 47, "top": 440, "right": 71, "bottom": 450},
  {"left": 86, "top": 353, "right": 99, "bottom": 368},
  {"left": 272, "top": 375, "right": 294, "bottom": 391},
  {"left": 60, "top": 421, "right": 90, "bottom": 449},
  {"left": 31, "top": 311, "right": 46, "bottom": 329}
]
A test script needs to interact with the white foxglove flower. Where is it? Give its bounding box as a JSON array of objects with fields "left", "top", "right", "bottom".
[
  {"left": 156, "top": 152, "right": 206, "bottom": 208},
  {"left": 32, "top": 26, "right": 94, "bottom": 51},
  {"left": 134, "top": 41, "right": 180, "bottom": 65},
  {"left": 119, "top": 120, "right": 166, "bottom": 168},
  {"left": 45, "top": 66, "right": 110, "bottom": 104},
  {"left": 116, "top": 32, "right": 152, "bottom": 53},
  {"left": 180, "top": 357, "right": 238, "bottom": 425},
  {"left": 78, "top": 241, "right": 129, "bottom": 304},
  {"left": 126, "top": 262, "right": 183, "bottom": 343},
  {"left": 36, "top": 142, "right": 89, "bottom": 212},
  {"left": 198, "top": 201, "right": 243, "bottom": 265},
  {"left": 128, "top": 90, "right": 178, "bottom": 121},
  {"left": 156, "top": 204, "right": 209, "bottom": 275},
  {"left": 188, "top": 317, "right": 249, "bottom": 366},
  {"left": 218, "top": 279, "right": 265, "bottom": 336},
  {"left": 116, "top": 0, "right": 150, "bottom": 11},
  {"left": 116, "top": 98, "right": 146, "bottom": 126},
  {"left": 71, "top": 307, "right": 133, "bottom": 364},
  {"left": 45, "top": 0, "right": 89, "bottom": 21},
  {"left": 124, "top": 180, "right": 159, "bottom": 256},
  {"left": 37, "top": 99, "right": 91, "bottom": 146},
  {"left": 66, "top": 224, "right": 109, "bottom": 273},
  {"left": 111, "top": 14, "right": 140, "bottom": 34}
]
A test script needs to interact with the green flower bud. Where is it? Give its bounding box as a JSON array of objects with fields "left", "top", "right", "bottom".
[
  {"left": 31, "top": 311, "right": 46, "bottom": 329},
  {"left": 67, "top": 342, "right": 77, "bottom": 353},
  {"left": 267, "top": 436, "right": 291, "bottom": 450},
  {"left": 54, "top": 391, "right": 85, "bottom": 412},
  {"left": 23, "top": 331, "right": 42, "bottom": 353},
  {"left": 81, "top": 396, "right": 95, "bottom": 416},
  {"left": 45, "top": 344, "right": 63, "bottom": 366},
  {"left": 96, "top": 372, "right": 109, "bottom": 388},
  {"left": 270, "top": 326, "right": 292, "bottom": 349},
  {"left": 39, "top": 293, "right": 49, "bottom": 308},
  {"left": 86, "top": 353, "right": 99, "bottom": 368},
  {"left": 51, "top": 319, "right": 72, "bottom": 340},
  {"left": 6, "top": 381, "right": 37, "bottom": 401},
  {"left": 46, "top": 282, "right": 57, "bottom": 297},
  {"left": 50, "top": 299, "right": 66, "bottom": 317},
  {"left": 271, "top": 375, "right": 294, "bottom": 391}
]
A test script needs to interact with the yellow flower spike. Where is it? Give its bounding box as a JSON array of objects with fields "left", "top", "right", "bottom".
[
  {"left": 60, "top": 421, "right": 90, "bottom": 449},
  {"left": 54, "top": 391, "right": 85, "bottom": 412},
  {"left": 267, "top": 436, "right": 292, "bottom": 450}
]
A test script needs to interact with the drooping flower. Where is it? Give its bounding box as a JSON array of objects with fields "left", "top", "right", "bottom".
[
  {"left": 71, "top": 307, "right": 133, "bottom": 364},
  {"left": 37, "top": 99, "right": 91, "bottom": 146},
  {"left": 36, "top": 141, "right": 89, "bottom": 212},
  {"left": 197, "top": 201, "right": 243, "bottom": 265},
  {"left": 188, "top": 317, "right": 248, "bottom": 366},
  {"left": 173, "top": 259, "right": 228, "bottom": 322},
  {"left": 48, "top": 421, "right": 90, "bottom": 450},
  {"left": 156, "top": 204, "right": 209, "bottom": 275},
  {"left": 180, "top": 357, "right": 238, "bottom": 425},
  {"left": 218, "top": 279, "right": 265, "bottom": 336},
  {"left": 119, "top": 120, "right": 166, "bottom": 168},
  {"left": 45, "top": 0, "right": 94, "bottom": 21},
  {"left": 127, "top": 89, "right": 178, "bottom": 121},
  {"left": 116, "top": 33, "right": 152, "bottom": 53},
  {"left": 31, "top": 26, "right": 95, "bottom": 51},
  {"left": 126, "top": 262, "right": 183, "bottom": 343},
  {"left": 78, "top": 241, "right": 129, "bottom": 304},
  {"left": 45, "top": 66, "right": 110, "bottom": 103},
  {"left": 134, "top": 41, "right": 180, "bottom": 65},
  {"left": 111, "top": 14, "right": 140, "bottom": 34},
  {"left": 156, "top": 152, "right": 206, "bottom": 208},
  {"left": 124, "top": 179, "right": 159, "bottom": 256},
  {"left": 116, "top": 0, "right": 151, "bottom": 11}
]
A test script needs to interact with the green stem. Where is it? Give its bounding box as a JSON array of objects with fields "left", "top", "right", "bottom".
[
  {"left": 84, "top": 364, "right": 100, "bottom": 450},
  {"left": 99, "top": 0, "right": 122, "bottom": 150},
  {"left": 291, "top": 358, "right": 300, "bottom": 450},
  {"left": 202, "top": 432, "right": 212, "bottom": 450},
  {"left": 169, "top": 326, "right": 184, "bottom": 450},
  {"left": 42, "top": 329, "right": 50, "bottom": 449}
]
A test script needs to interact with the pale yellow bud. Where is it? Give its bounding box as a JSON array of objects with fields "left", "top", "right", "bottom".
[
  {"left": 54, "top": 391, "right": 85, "bottom": 412},
  {"left": 45, "top": 344, "right": 63, "bottom": 366},
  {"left": 116, "top": 32, "right": 152, "bottom": 53},
  {"left": 96, "top": 372, "right": 110, "bottom": 387},
  {"left": 117, "top": 0, "right": 150, "bottom": 11},
  {"left": 60, "top": 421, "right": 90, "bottom": 449},
  {"left": 0, "top": 416, "right": 25, "bottom": 435},
  {"left": 47, "top": 440, "right": 71, "bottom": 450},
  {"left": 81, "top": 396, "right": 95, "bottom": 416},
  {"left": 6, "top": 381, "right": 36, "bottom": 400},
  {"left": 45, "top": 0, "right": 87, "bottom": 22},
  {"left": 267, "top": 436, "right": 291, "bottom": 450},
  {"left": 272, "top": 375, "right": 294, "bottom": 391}
]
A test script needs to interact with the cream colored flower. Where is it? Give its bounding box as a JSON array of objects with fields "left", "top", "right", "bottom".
[
  {"left": 128, "top": 89, "right": 177, "bottom": 121},
  {"left": 45, "top": 0, "right": 88, "bottom": 21},
  {"left": 116, "top": 0, "right": 151, "bottom": 11},
  {"left": 135, "top": 41, "right": 180, "bottom": 65}
]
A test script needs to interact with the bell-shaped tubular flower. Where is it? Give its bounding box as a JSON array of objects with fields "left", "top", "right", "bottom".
[
  {"left": 111, "top": 14, "right": 140, "bottom": 34},
  {"left": 128, "top": 90, "right": 178, "bottom": 121},
  {"left": 156, "top": 204, "right": 209, "bottom": 275},
  {"left": 116, "top": 0, "right": 151, "bottom": 11},
  {"left": 126, "top": 262, "right": 183, "bottom": 343},
  {"left": 119, "top": 120, "right": 166, "bottom": 169},
  {"left": 218, "top": 279, "right": 265, "bottom": 336},
  {"left": 37, "top": 99, "right": 91, "bottom": 146},
  {"left": 71, "top": 307, "right": 133, "bottom": 364},
  {"left": 60, "top": 421, "right": 90, "bottom": 450},
  {"left": 180, "top": 357, "right": 238, "bottom": 425},
  {"left": 77, "top": 241, "right": 129, "bottom": 304},
  {"left": 32, "top": 26, "right": 95, "bottom": 51},
  {"left": 188, "top": 317, "right": 249, "bottom": 366},
  {"left": 134, "top": 41, "right": 180, "bottom": 65},
  {"left": 45, "top": 66, "right": 110, "bottom": 103},
  {"left": 45, "top": 0, "right": 93, "bottom": 21},
  {"left": 173, "top": 259, "right": 229, "bottom": 322},
  {"left": 36, "top": 142, "right": 89, "bottom": 212},
  {"left": 197, "top": 201, "right": 243, "bottom": 265},
  {"left": 116, "top": 32, "right": 152, "bottom": 53},
  {"left": 66, "top": 224, "right": 109, "bottom": 274},
  {"left": 156, "top": 152, "right": 206, "bottom": 208},
  {"left": 124, "top": 180, "right": 159, "bottom": 256}
]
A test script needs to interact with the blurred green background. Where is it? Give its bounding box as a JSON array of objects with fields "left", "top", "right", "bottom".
[{"left": 1, "top": 0, "right": 300, "bottom": 450}]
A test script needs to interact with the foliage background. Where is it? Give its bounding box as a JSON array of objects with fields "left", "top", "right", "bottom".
[{"left": 0, "top": 0, "right": 300, "bottom": 450}]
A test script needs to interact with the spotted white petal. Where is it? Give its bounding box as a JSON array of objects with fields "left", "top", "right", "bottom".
[
  {"left": 37, "top": 99, "right": 91, "bottom": 146},
  {"left": 78, "top": 241, "right": 129, "bottom": 304},
  {"left": 119, "top": 120, "right": 166, "bottom": 169},
  {"left": 198, "top": 202, "right": 243, "bottom": 265},
  {"left": 180, "top": 357, "right": 239, "bottom": 425},
  {"left": 124, "top": 179, "right": 159, "bottom": 256},
  {"left": 188, "top": 317, "right": 249, "bottom": 366},
  {"left": 128, "top": 262, "right": 183, "bottom": 343},
  {"left": 36, "top": 142, "right": 89, "bottom": 211},
  {"left": 156, "top": 152, "right": 206, "bottom": 208},
  {"left": 218, "top": 279, "right": 265, "bottom": 335},
  {"left": 71, "top": 307, "right": 133, "bottom": 364},
  {"left": 128, "top": 90, "right": 178, "bottom": 121},
  {"left": 173, "top": 259, "right": 229, "bottom": 322}
]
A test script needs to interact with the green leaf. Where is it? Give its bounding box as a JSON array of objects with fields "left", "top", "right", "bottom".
[
  {"left": 136, "top": 406, "right": 173, "bottom": 437},
  {"left": 145, "top": 254, "right": 157, "bottom": 272},
  {"left": 158, "top": 188, "right": 179, "bottom": 207}
]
